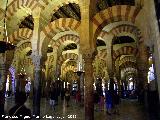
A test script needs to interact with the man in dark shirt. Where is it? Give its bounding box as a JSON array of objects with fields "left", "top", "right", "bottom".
[{"left": 8, "top": 91, "right": 31, "bottom": 120}]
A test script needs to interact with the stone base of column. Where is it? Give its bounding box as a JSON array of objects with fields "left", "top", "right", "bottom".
[
  {"left": 33, "top": 88, "right": 41, "bottom": 118},
  {"left": 33, "top": 70, "right": 41, "bottom": 118},
  {"left": 85, "top": 89, "right": 94, "bottom": 120}
]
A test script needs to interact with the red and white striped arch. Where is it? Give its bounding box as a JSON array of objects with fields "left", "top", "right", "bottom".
[
  {"left": 40, "top": 18, "right": 80, "bottom": 54},
  {"left": 119, "top": 56, "right": 136, "bottom": 67},
  {"left": 99, "top": 24, "right": 142, "bottom": 44},
  {"left": 6, "top": 0, "right": 48, "bottom": 20},
  {"left": 92, "top": 5, "right": 142, "bottom": 41},
  {"left": 8, "top": 28, "right": 33, "bottom": 44},
  {"left": 113, "top": 46, "right": 137, "bottom": 61},
  {"left": 52, "top": 34, "right": 80, "bottom": 49},
  {"left": 57, "top": 53, "right": 78, "bottom": 66},
  {"left": 15, "top": 41, "right": 31, "bottom": 53}
]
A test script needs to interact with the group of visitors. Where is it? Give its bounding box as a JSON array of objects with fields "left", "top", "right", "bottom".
[
  {"left": 49, "top": 83, "right": 71, "bottom": 110},
  {"left": 105, "top": 90, "right": 121, "bottom": 115},
  {"left": 94, "top": 89, "right": 121, "bottom": 115}
]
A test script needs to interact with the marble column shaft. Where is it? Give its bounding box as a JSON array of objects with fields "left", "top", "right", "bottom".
[
  {"left": 83, "top": 53, "right": 94, "bottom": 120},
  {"left": 137, "top": 43, "right": 148, "bottom": 89},
  {"left": 31, "top": 54, "right": 42, "bottom": 117},
  {"left": 80, "top": 72, "right": 84, "bottom": 104}
]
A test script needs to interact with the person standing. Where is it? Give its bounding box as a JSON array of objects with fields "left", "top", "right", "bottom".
[
  {"left": 105, "top": 90, "right": 113, "bottom": 115},
  {"left": 25, "top": 81, "right": 31, "bottom": 98},
  {"left": 99, "top": 95, "right": 105, "bottom": 111},
  {"left": 8, "top": 92, "right": 31, "bottom": 120},
  {"left": 50, "top": 86, "right": 56, "bottom": 110},
  {"left": 65, "top": 89, "right": 70, "bottom": 107},
  {"left": 113, "top": 91, "right": 120, "bottom": 115}
]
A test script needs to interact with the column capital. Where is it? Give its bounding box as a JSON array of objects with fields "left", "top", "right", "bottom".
[
  {"left": 30, "top": 51, "right": 42, "bottom": 71},
  {"left": 32, "top": 6, "right": 41, "bottom": 18},
  {"left": 82, "top": 49, "right": 97, "bottom": 62}
]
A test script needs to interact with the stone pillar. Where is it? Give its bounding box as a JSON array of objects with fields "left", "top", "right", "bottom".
[
  {"left": 52, "top": 48, "right": 58, "bottom": 79},
  {"left": 136, "top": 43, "right": 149, "bottom": 104},
  {"left": 0, "top": 54, "right": 6, "bottom": 115},
  {"left": 115, "top": 57, "right": 120, "bottom": 91},
  {"left": 80, "top": 72, "right": 84, "bottom": 105},
  {"left": 31, "top": 53, "right": 42, "bottom": 117},
  {"left": 106, "top": 43, "right": 114, "bottom": 91},
  {"left": 83, "top": 52, "right": 95, "bottom": 120}
]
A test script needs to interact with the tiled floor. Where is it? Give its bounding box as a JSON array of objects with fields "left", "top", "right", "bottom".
[{"left": 4, "top": 96, "right": 160, "bottom": 120}]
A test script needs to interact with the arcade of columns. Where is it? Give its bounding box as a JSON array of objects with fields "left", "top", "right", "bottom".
[{"left": 0, "top": 0, "right": 160, "bottom": 120}]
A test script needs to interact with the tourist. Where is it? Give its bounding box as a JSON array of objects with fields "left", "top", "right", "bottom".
[
  {"left": 113, "top": 91, "right": 120, "bottom": 115},
  {"left": 65, "top": 89, "right": 70, "bottom": 107},
  {"left": 8, "top": 91, "right": 31, "bottom": 120},
  {"left": 99, "top": 95, "right": 105, "bottom": 111},
  {"left": 50, "top": 85, "right": 56, "bottom": 110},
  {"left": 105, "top": 90, "right": 113, "bottom": 115},
  {"left": 25, "top": 81, "right": 31, "bottom": 98}
]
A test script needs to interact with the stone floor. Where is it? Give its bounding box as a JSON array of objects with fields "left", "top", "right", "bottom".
[{"left": 4, "top": 96, "right": 160, "bottom": 120}]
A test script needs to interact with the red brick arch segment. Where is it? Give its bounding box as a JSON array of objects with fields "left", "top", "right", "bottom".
[
  {"left": 113, "top": 46, "right": 137, "bottom": 61},
  {"left": 52, "top": 34, "right": 80, "bottom": 49},
  {"left": 6, "top": 0, "right": 48, "bottom": 20},
  {"left": 8, "top": 28, "right": 33, "bottom": 44},
  {"left": 92, "top": 5, "right": 141, "bottom": 42}
]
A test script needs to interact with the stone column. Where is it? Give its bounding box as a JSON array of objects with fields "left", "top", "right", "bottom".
[
  {"left": 136, "top": 43, "right": 149, "bottom": 104},
  {"left": 106, "top": 43, "right": 114, "bottom": 91},
  {"left": 0, "top": 54, "right": 6, "bottom": 115},
  {"left": 31, "top": 53, "right": 42, "bottom": 117},
  {"left": 52, "top": 48, "right": 58, "bottom": 79},
  {"left": 83, "top": 52, "right": 95, "bottom": 120},
  {"left": 115, "top": 58, "right": 122, "bottom": 94},
  {"left": 80, "top": 72, "right": 84, "bottom": 105}
]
